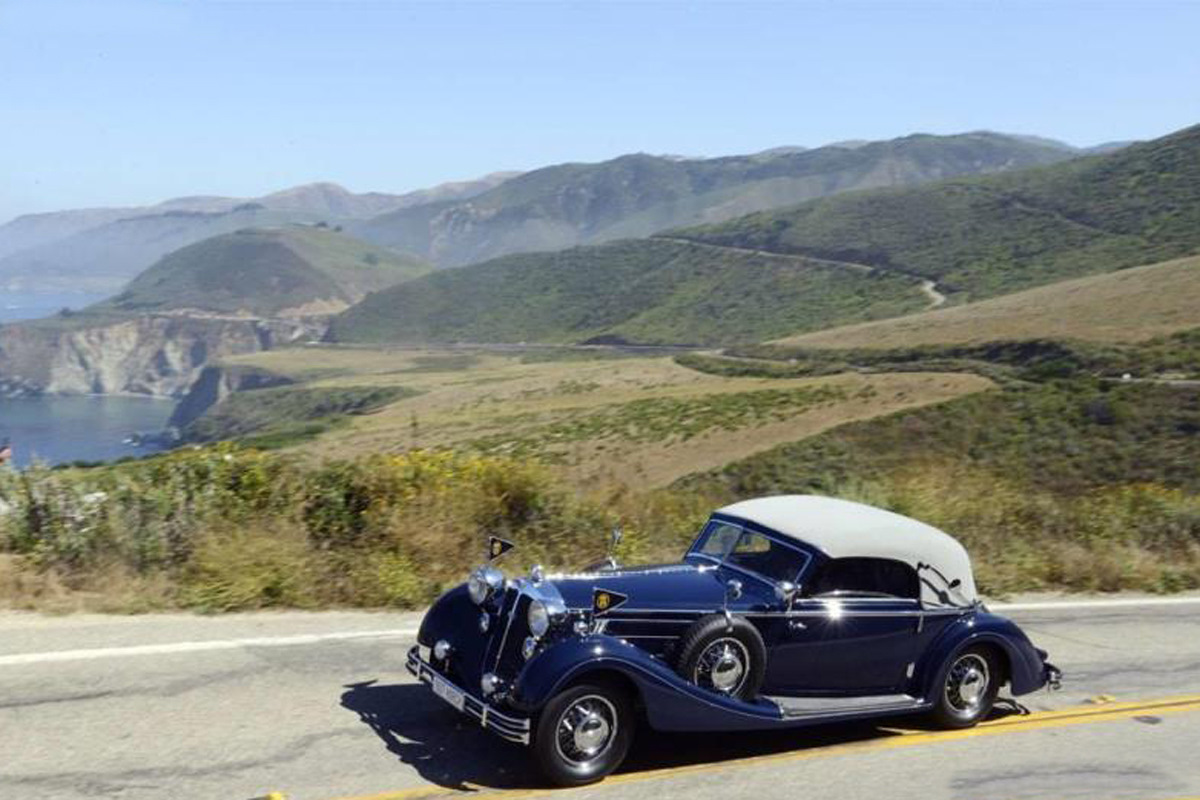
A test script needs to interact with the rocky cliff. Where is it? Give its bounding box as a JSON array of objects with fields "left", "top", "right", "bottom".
[
  {"left": 166, "top": 363, "right": 294, "bottom": 429},
  {"left": 0, "top": 314, "right": 322, "bottom": 399}
]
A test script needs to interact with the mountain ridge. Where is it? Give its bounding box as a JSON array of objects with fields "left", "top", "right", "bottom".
[
  {"left": 329, "top": 122, "right": 1199, "bottom": 347},
  {"left": 352, "top": 131, "right": 1087, "bottom": 267}
]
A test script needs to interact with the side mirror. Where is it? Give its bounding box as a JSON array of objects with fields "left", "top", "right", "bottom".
[
  {"left": 775, "top": 581, "right": 798, "bottom": 609},
  {"left": 610, "top": 525, "right": 623, "bottom": 551}
]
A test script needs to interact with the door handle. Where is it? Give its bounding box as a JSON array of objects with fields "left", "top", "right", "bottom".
[{"left": 788, "top": 620, "right": 808, "bottom": 631}]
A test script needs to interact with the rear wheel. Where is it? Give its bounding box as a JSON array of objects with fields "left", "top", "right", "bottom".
[
  {"left": 533, "top": 682, "right": 634, "bottom": 787},
  {"left": 930, "top": 646, "right": 999, "bottom": 728}
]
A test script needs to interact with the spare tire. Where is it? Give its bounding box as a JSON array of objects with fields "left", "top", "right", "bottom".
[{"left": 675, "top": 614, "right": 766, "bottom": 700}]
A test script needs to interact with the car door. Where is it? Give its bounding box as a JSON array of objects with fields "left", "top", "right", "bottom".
[{"left": 764, "top": 557, "right": 923, "bottom": 695}]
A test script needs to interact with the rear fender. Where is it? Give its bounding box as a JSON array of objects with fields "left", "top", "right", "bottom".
[
  {"left": 513, "top": 635, "right": 784, "bottom": 732},
  {"left": 915, "top": 611, "right": 1047, "bottom": 698}
]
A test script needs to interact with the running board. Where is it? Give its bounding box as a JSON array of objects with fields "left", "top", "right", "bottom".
[{"left": 769, "top": 693, "right": 925, "bottom": 719}]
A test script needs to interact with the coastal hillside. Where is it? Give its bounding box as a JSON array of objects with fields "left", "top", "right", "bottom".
[
  {"left": 98, "top": 226, "right": 430, "bottom": 317},
  {"left": 352, "top": 131, "right": 1083, "bottom": 267},
  {"left": 328, "top": 238, "right": 930, "bottom": 346},
  {"left": 675, "top": 123, "right": 1200, "bottom": 301},
  {"left": 772, "top": 253, "right": 1200, "bottom": 348},
  {"left": 330, "top": 124, "right": 1198, "bottom": 347},
  {"left": 0, "top": 227, "right": 425, "bottom": 397}
]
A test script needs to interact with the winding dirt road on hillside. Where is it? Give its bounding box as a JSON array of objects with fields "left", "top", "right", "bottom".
[{"left": 658, "top": 237, "right": 948, "bottom": 310}]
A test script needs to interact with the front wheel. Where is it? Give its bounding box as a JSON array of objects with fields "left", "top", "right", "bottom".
[
  {"left": 533, "top": 682, "right": 634, "bottom": 787},
  {"left": 929, "top": 646, "right": 999, "bottom": 728}
]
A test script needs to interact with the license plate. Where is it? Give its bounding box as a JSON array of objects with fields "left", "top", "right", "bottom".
[{"left": 432, "top": 675, "right": 465, "bottom": 712}]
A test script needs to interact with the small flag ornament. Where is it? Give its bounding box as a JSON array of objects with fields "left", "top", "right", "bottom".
[
  {"left": 488, "top": 536, "right": 515, "bottom": 561},
  {"left": 592, "top": 588, "right": 628, "bottom": 615}
]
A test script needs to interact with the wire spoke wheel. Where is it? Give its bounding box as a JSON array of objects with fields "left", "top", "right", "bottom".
[
  {"left": 692, "top": 637, "right": 750, "bottom": 695},
  {"left": 553, "top": 694, "right": 618, "bottom": 768},
  {"left": 944, "top": 653, "right": 991, "bottom": 715}
]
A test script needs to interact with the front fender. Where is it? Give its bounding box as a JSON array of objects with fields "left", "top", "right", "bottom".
[
  {"left": 916, "top": 611, "right": 1048, "bottom": 697},
  {"left": 512, "top": 635, "right": 784, "bottom": 732},
  {"left": 417, "top": 583, "right": 472, "bottom": 647}
]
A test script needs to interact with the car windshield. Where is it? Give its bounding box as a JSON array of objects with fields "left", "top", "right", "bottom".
[{"left": 690, "top": 519, "right": 809, "bottom": 584}]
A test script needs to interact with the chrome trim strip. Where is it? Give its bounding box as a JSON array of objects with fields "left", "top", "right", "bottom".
[
  {"left": 770, "top": 695, "right": 928, "bottom": 720},
  {"left": 546, "top": 564, "right": 699, "bottom": 581},
  {"left": 406, "top": 646, "right": 531, "bottom": 745},
  {"left": 613, "top": 634, "right": 681, "bottom": 639},
  {"left": 587, "top": 607, "right": 964, "bottom": 619},
  {"left": 492, "top": 584, "right": 522, "bottom": 674}
]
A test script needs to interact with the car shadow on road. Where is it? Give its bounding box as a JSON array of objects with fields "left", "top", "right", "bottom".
[
  {"left": 341, "top": 680, "right": 538, "bottom": 791},
  {"left": 341, "top": 681, "right": 1024, "bottom": 791}
]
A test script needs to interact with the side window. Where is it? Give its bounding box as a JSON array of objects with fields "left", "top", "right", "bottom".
[
  {"left": 807, "top": 557, "right": 919, "bottom": 600},
  {"left": 696, "top": 521, "right": 742, "bottom": 557}
]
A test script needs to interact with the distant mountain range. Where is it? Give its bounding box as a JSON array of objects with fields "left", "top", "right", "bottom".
[
  {"left": 0, "top": 131, "right": 1114, "bottom": 296},
  {"left": 330, "top": 123, "right": 1200, "bottom": 346},
  {"left": 349, "top": 131, "right": 1090, "bottom": 267},
  {"left": 0, "top": 174, "right": 512, "bottom": 293}
]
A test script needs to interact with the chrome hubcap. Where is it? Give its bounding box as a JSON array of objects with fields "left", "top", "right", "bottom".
[
  {"left": 945, "top": 654, "right": 990, "bottom": 716},
  {"left": 573, "top": 711, "right": 610, "bottom": 754},
  {"left": 555, "top": 695, "right": 617, "bottom": 766},
  {"left": 695, "top": 637, "right": 749, "bottom": 695}
]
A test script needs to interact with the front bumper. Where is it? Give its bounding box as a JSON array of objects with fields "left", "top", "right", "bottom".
[
  {"left": 406, "top": 645, "right": 531, "bottom": 745},
  {"left": 1044, "top": 661, "right": 1063, "bottom": 691}
]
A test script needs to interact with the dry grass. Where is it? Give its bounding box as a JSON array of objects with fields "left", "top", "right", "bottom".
[
  {"left": 0, "top": 554, "right": 175, "bottom": 613},
  {"left": 227, "top": 347, "right": 991, "bottom": 488},
  {"left": 772, "top": 254, "right": 1200, "bottom": 349}
]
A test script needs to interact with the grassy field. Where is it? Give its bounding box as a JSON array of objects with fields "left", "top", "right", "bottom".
[
  {"left": 773, "top": 254, "right": 1200, "bottom": 348},
  {"left": 4, "top": 331, "right": 1197, "bottom": 611},
  {"left": 217, "top": 345, "right": 991, "bottom": 487},
  {"left": 680, "top": 378, "right": 1200, "bottom": 593}
]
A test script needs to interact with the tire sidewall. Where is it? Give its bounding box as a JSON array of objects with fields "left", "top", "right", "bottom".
[
  {"left": 533, "top": 682, "right": 634, "bottom": 787},
  {"left": 931, "top": 645, "right": 1000, "bottom": 729}
]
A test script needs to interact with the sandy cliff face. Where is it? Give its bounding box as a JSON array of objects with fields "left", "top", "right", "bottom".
[{"left": 0, "top": 315, "right": 322, "bottom": 398}]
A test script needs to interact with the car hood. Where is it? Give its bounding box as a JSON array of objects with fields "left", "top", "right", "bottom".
[{"left": 545, "top": 561, "right": 737, "bottom": 613}]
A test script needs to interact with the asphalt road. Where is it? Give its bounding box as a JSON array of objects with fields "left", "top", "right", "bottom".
[{"left": 2, "top": 597, "right": 1200, "bottom": 800}]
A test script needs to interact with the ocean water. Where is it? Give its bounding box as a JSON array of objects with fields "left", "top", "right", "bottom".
[
  {"left": 0, "top": 395, "right": 175, "bottom": 468},
  {"left": 0, "top": 292, "right": 110, "bottom": 323}
]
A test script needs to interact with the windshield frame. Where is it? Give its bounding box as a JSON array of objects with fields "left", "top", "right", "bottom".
[{"left": 686, "top": 514, "right": 814, "bottom": 588}]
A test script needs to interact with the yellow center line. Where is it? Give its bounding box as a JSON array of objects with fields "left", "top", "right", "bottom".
[{"left": 326, "top": 693, "right": 1200, "bottom": 800}]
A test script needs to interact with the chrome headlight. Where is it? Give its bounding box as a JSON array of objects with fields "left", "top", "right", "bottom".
[
  {"left": 527, "top": 598, "right": 566, "bottom": 639},
  {"left": 468, "top": 566, "right": 504, "bottom": 605},
  {"left": 528, "top": 600, "right": 550, "bottom": 638}
]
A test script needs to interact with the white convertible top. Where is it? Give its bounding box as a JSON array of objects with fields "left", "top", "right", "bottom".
[{"left": 717, "top": 495, "right": 977, "bottom": 606}]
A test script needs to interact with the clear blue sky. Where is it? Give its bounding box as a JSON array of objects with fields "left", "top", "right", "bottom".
[{"left": 2, "top": 0, "right": 1199, "bottom": 223}]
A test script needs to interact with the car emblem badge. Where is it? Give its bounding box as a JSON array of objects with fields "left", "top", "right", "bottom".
[
  {"left": 488, "top": 536, "right": 514, "bottom": 561},
  {"left": 592, "top": 588, "right": 628, "bottom": 615}
]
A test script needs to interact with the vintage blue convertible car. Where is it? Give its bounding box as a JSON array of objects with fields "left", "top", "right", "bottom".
[{"left": 407, "top": 495, "right": 1061, "bottom": 785}]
